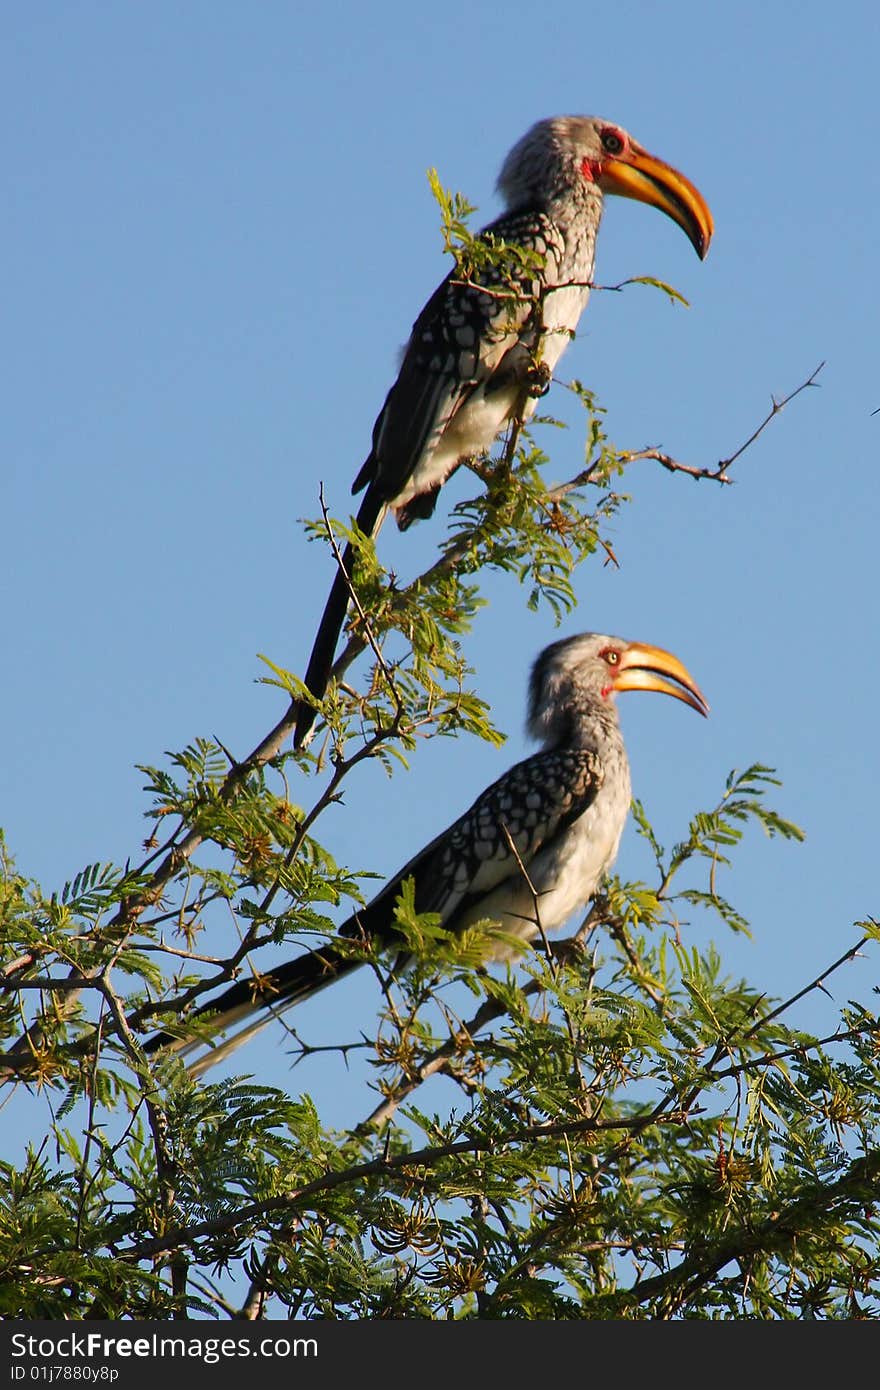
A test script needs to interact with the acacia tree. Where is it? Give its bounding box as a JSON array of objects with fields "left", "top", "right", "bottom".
[{"left": 1, "top": 184, "right": 877, "bottom": 1321}]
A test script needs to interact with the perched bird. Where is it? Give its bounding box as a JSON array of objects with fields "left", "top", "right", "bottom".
[
  {"left": 296, "top": 116, "right": 713, "bottom": 746},
  {"left": 154, "top": 632, "right": 708, "bottom": 1075}
]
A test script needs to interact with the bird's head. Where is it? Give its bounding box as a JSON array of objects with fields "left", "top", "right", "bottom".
[
  {"left": 498, "top": 115, "right": 713, "bottom": 260},
  {"left": 527, "top": 631, "right": 709, "bottom": 744}
]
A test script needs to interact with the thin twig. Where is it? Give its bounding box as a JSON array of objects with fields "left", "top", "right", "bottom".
[
  {"left": 499, "top": 823, "right": 553, "bottom": 964},
  {"left": 104, "top": 1105, "right": 694, "bottom": 1265},
  {"left": 719, "top": 361, "right": 824, "bottom": 472},
  {"left": 552, "top": 361, "right": 825, "bottom": 499},
  {"left": 360, "top": 923, "right": 602, "bottom": 1132},
  {"left": 1, "top": 952, "right": 44, "bottom": 981},
  {"left": 316, "top": 485, "right": 405, "bottom": 725},
  {"left": 738, "top": 933, "right": 870, "bottom": 1044}
]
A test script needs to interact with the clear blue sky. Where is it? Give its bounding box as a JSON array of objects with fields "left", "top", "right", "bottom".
[{"left": 4, "top": 3, "right": 879, "bottom": 1147}]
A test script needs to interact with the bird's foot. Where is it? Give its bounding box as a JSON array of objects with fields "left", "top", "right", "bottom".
[{"left": 524, "top": 361, "right": 552, "bottom": 398}]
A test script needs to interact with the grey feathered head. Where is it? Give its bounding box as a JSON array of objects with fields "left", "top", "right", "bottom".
[
  {"left": 527, "top": 632, "right": 709, "bottom": 745},
  {"left": 497, "top": 116, "right": 713, "bottom": 258}
]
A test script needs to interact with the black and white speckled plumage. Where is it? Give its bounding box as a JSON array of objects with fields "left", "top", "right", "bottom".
[
  {"left": 353, "top": 200, "right": 595, "bottom": 530},
  {"left": 345, "top": 742, "right": 616, "bottom": 951},
  {"left": 294, "top": 115, "right": 712, "bottom": 748},
  {"left": 150, "top": 632, "right": 708, "bottom": 1074}
]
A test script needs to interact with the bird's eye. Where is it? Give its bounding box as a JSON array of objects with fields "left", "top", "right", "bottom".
[
  {"left": 600, "top": 127, "right": 625, "bottom": 156},
  {"left": 603, "top": 648, "right": 621, "bottom": 666}
]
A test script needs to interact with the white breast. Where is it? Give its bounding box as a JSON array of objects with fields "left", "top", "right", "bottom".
[
  {"left": 537, "top": 282, "right": 592, "bottom": 373},
  {"left": 399, "top": 279, "right": 592, "bottom": 510},
  {"left": 458, "top": 755, "right": 632, "bottom": 959}
]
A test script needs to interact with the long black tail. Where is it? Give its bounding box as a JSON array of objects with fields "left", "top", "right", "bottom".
[
  {"left": 145, "top": 941, "right": 364, "bottom": 1077},
  {"left": 146, "top": 480, "right": 391, "bottom": 1074},
  {"left": 293, "top": 483, "right": 386, "bottom": 749}
]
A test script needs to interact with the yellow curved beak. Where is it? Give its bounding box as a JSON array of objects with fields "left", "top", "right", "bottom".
[
  {"left": 613, "top": 641, "right": 709, "bottom": 717},
  {"left": 600, "top": 141, "right": 714, "bottom": 260}
]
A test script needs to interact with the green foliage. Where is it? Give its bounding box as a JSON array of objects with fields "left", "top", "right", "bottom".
[
  {"left": 630, "top": 763, "right": 806, "bottom": 937},
  {"left": 621, "top": 274, "right": 691, "bottom": 308},
  {"left": 1, "top": 179, "right": 878, "bottom": 1323},
  {"left": 426, "top": 167, "right": 547, "bottom": 305}
]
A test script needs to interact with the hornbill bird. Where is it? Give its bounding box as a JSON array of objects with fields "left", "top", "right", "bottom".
[
  {"left": 151, "top": 632, "right": 708, "bottom": 1076},
  {"left": 294, "top": 116, "right": 713, "bottom": 748}
]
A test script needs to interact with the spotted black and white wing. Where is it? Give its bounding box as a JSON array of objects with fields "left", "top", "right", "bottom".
[
  {"left": 345, "top": 746, "right": 605, "bottom": 941},
  {"left": 352, "top": 210, "right": 566, "bottom": 514},
  {"left": 150, "top": 744, "right": 606, "bottom": 1073}
]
